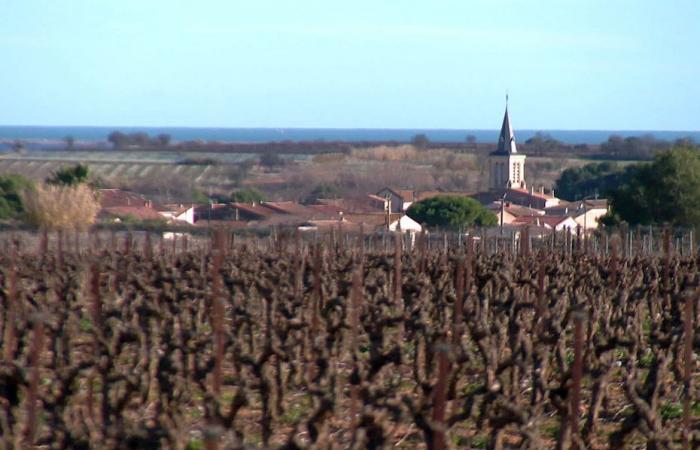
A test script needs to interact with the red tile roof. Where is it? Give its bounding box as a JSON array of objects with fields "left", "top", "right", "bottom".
[
  {"left": 98, "top": 189, "right": 161, "bottom": 209},
  {"left": 100, "top": 206, "right": 166, "bottom": 222},
  {"left": 261, "top": 201, "right": 315, "bottom": 216},
  {"left": 508, "top": 188, "right": 555, "bottom": 201},
  {"left": 230, "top": 202, "right": 277, "bottom": 219}
]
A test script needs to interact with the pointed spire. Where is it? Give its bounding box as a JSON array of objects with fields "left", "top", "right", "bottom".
[{"left": 496, "top": 99, "right": 517, "bottom": 155}]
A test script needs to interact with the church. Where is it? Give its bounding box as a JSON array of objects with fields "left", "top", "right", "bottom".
[
  {"left": 473, "top": 101, "right": 609, "bottom": 232},
  {"left": 472, "top": 101, "right": 560, "bottom": 210},
  {"left": 489, "top": 103, "right": 527, "bottom": 190}
]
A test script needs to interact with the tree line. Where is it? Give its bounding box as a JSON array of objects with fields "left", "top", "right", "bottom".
[{"left": 555, "top": 144, "right": 700, "bottom": 226}]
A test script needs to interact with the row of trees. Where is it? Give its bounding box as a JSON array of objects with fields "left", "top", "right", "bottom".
[
  {"left": 107, "top": 131, "right": 171, "bottom": 148},
  {"left": 556, "top": 145, "right": 700, "bottom": 226}
]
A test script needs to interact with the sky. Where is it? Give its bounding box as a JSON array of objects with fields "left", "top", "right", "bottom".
[{"left": 0, "top": 0, "right": 698, "bottom": 130}]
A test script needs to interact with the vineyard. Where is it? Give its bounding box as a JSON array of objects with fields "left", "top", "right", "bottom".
[{"left": 0, "top": 229, "right": 698, "bottom": 449}]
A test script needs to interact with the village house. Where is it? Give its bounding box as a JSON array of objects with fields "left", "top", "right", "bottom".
[
  {"left": 486, "top": 202, "right": 544, "bottom": 226},
  {"left": 98, "top": 189, "right": 193, "bottom": 224},
  {"left": 545, "top": 199, "right": 609, "bottom": 231},
  {"left": 299, "top": 212, "right": 422, "bottom": 234}
]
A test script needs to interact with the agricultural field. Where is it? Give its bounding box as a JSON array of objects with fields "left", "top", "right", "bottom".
[
  {"left": 0, "top": 229, "right": 698, "bottom": 449},
  {"left": 0, "top": 149, "right": 616, "bottom": 203}
]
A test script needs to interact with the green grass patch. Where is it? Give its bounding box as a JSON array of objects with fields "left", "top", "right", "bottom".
[
  {"left": 186, "top": 440, "right": 204, "bottom": 450},
  {"left": 660, "top": 402, "right": 683, "bottom": 420}
]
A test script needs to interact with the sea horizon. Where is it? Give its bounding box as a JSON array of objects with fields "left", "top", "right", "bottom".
[{"left": 0, "top": 125, "right": 698, "bottom": 146}]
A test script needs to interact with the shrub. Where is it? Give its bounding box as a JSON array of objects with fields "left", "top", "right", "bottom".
[
  {"left": 46, "top": 164, "right": 90, "bottom": 186},
  {"left": 230, "top": 188, "right": 266, "bottom": 203},
  {"left": 0, "top": 174, "right": 34, "bottom": 220},
  {"left": 351, "top": 145, "right": 418, "bottom": 161},
  {"left": 22, "top": 184, "right": 100, "bottom": 230}
]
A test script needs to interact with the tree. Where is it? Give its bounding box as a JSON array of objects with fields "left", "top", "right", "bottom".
[
  {"left": 230, "top": 188, "right": 266, "bottom": 203},
  {"left": 554, "top": 162, "right": 625, "bottom": 201},
  {"left": 524, "top": 132, "right": 562, "bottom": 154},
  {"left": 11, "top": 140, "right": 25, "bottom": 153},
  {"left": 47, "top": 164, "right": 90, "bottom": 186},
  {"left": 411, "top": 133, "right": 430, "bottom": 150},
  {"left": 303, "top": 183, "right": 339, "bottom": 204},
  {"left": 156, "top": 133, "right": 171, "bottom": 147},
  {"left": 599, "top": 134, "right": 672, "bottom": 160},
  {"left": 64, "top": 135, "right": 75, "bottom": 150},
  {"left": 259, "top": 152, "right": 285, "bottom": 168},
  {"left": 407, "top": 195, "right": 497, "bottom": 230},
  {"left": 107, "top": 131, "right": 126, "bottom": 148},
  {"left": 131, "top": 132, "right": 151, "bottom": 147},
  {"left": 609, "top": 146, "right": 700, "bottom": 226},
  {"left": 465, "top": 135, "right": 477, "bottom": 148},
  {"left": 0, "top": 174, "right": 34, "bottom": 220}
]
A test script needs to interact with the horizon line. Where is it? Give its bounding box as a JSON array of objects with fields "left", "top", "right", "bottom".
[{"left": 1, "top": 124, "right": 699, "bottom": 134}]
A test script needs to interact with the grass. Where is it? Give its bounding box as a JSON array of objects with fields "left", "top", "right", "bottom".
[
  {"left": 638, "top": 349, "right": 655, "bottom": 368},
  {"left": 280, "top": 394, "right": 313, "bottom": 424},
  {"left": 543, "top": 420, "right": 560, "bottom": 440},
  {"left": 471, "top": 435, "right": 489, "bottom": 448},
  {"left": 186, "top": 440, "right": 204, "bottom": 450},
  {"left": 79, "top": 317, "right": 93, "bottom": 333},
  {"left": 660, "top": 402, "right": 683, "bottom": 421}
]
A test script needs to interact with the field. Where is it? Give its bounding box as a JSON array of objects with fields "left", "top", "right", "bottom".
[
  {"left": 0, "top": 148, "right": 622, "bottom": 203},
  {"left": 0, "top": 229, "right": 698, "bottom": 449}
]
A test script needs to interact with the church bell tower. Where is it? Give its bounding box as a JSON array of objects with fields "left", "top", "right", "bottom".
[{"left": 489, "top": 98, "right": 526, "bottom": 190}]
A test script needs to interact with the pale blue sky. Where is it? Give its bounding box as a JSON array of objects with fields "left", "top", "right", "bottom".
[{"left": 0, "top": 0, "right": 698, "bottom": 130}]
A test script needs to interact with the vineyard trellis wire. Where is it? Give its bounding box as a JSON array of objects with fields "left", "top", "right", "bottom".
[{"left": 0, "top": 226, "right": 698, "bottom": 449}]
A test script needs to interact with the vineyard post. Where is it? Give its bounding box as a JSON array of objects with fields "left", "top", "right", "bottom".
[
  {"left": 337, "top": 222, "right": 344, "bottom": 256},
  {"left": 23, "top": 314, "right": 46, "bottom": 446},
  {"left": 2, "top": 260, "right": 17, "bottom": 362},
  {"left": 629, "top": 229, "right": 633, "bottom": 258},
  {"left": 38, "top": 228, "right": 47, "bottom": 260},
  {"left": 144, "top": 232, "right": 152, "bottom": 261},
  {"left": 535, "top": 260, "right": 546, "bottom": 333},
  {"left": 418, "top": 227, "right": 426, "bottom": 273},
  {"left": 453, "top": 257, "right": 465, "bottom": 346},
  {"left": 210, "top": 228, "right": 226, "bottom": 396},
  {"left": 610, "top": 235, "right": 619, "bottom": 287},
  {"left": 394, "top": 232, "right": 405, "bottom": 342},
  {"left": 569, "top": 311, "right": 586, "bottom": 450},
  {"left": 682, "top": 291, "right": 694, "bottom": 450},
  {"left": 57, "top": 229, "right": 64, "bottom": 265},
  {"left": 431, "top": 343, "right": 451, "bottom": 450},
  {"left": 312, "top": 243, "right": 322, "bottom": 331},
  {"left": 90, "top": 264, "right": 102, "bottom": 332},
  {"left": 93, "top": 230, "right": 102, "bottom": 254},
  {"left": 663, "top": 228, "right": 671, "bottom": 292},
  {"left": 575, "top": 225, "right": 581, "bottom": 255},
  {"left": 690, "top": 229, "right": 694, "bottom": 257},
  {"left": 604, "top": 233, "right": 608, "bottom": 256},
  {"left": 349, "top": 263, "right": 363, "bottom": 430}
]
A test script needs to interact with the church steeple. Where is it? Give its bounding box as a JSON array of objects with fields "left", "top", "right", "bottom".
[
  {"left": 495, "top": 102, "right": 517, "bottom": 155},
  {"left": 489, "top": 97, "right": 526, "bottom": 190}
]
